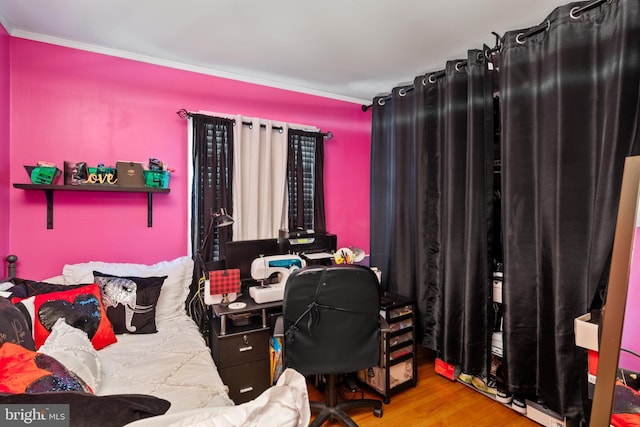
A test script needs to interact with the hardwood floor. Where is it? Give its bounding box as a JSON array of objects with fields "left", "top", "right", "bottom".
[{"left": 306, "top": 348, "right": 538, "bottom": 426}]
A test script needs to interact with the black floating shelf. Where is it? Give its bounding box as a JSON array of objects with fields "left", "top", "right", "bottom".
[{"left": 13, "top": 183, "right": 170, "bottom": 229}]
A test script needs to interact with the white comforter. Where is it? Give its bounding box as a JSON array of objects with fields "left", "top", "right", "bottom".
[
  {"left": 127, "top": 369, "right": 310, "bottom": 427},
  {"left": 98, "top": 314, "right": 233, "bottom": 414},
  {"left": 98, "top": 313, "right": 310, "bottom": 427}
]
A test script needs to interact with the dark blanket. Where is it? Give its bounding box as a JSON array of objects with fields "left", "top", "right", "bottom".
[{"left": 0, "top": 392, "right": 171, "bottom": 427}]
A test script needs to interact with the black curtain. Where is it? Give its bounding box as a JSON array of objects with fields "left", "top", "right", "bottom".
[
  {"left": 370, "top": 49, "right": 495, "bottom": 377},
  {"left": 187, "top": 113, "right": 235, "bottom": 333},
  {"left": 500, "top": 0, "right": 640, "bottom": 419},
  {"left": 287, "top": 129, "right": 326, "bottom": 233}
]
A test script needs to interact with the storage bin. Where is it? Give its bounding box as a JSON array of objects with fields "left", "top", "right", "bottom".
[
  {"left": 25, "top": 165, "right": 61, "bottom": 185},
  {"left": 143, "top": 170, "right": 171, "bottom": 188},
  {"left": 388, "top": 331, "right": 413, "bottom": 347},
  {"left": 388, "top": 305, "right": 413, "bottom": 319},
  {"left": 389, "top": 318, "right": 413, "bottom": 332}
]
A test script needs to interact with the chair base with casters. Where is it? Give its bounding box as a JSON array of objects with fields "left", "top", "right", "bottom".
[{"left": 310, "top": 373, "right": 383, "bottom": 427}]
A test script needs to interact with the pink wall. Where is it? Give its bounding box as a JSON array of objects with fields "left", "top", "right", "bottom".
[
  {"left": 620, "top": 225, "right": 640, "bottom": 371},
  {"left": 8, "top": 38, "right": 372, "bottom": 280},
  {"left": 0, "top": 23, "right": 9, "bottom": 267}
]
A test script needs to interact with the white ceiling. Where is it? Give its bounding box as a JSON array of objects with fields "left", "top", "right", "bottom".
[{"left": 0, "top": 0, "right": 567, "bottom": 104}]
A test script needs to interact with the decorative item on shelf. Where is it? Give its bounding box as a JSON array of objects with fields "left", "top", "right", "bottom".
[
  {"left": 85, "top": 164, "right": 118, "bottom": 185},
  {"left": 144, "top": 157, "right": 173, "bottom": 189},
  {"left": 143, "top": 170, "right": 171, "bottom": 188},
  {"left": 148, "top": 157, "right": 164, "bottom": 170},
  {"left": 25, "top": 162, "right": 61, "bottom": 185},
  {"left": 63, "top": 161, "right": 88, "bottom": 185},
  {"left": 115, "top": 161, "right": 145, "bottom": 188}
]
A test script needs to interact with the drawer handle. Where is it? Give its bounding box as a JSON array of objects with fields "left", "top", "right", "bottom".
[
  {"left": 239, "top": 346, "right": 253, "bottom": 352},
  {"left": 239, "top": 386, "right": 254, "bottom": 394}
]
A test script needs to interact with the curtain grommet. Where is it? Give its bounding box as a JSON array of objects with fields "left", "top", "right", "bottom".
[
  {"left": 422, "top": 77, "right": 427, "bottom": 86},
  {"left": 570, "top": 6, "right": 581, "bottom": 20},
  {"left": 516, "top": 33, "right": 526, "bottom": 45},
  {"left": 428, "top": 74, "right": 437, "bottom": 84},
  {"left": 378, "top": 98, "right": 385, "bottom": 106},
  {"left": 398, "top": 88, "right": 407, "bottom": 97},
  {"left": 455, "top": 62, "right": 464, "bottom": 72}
]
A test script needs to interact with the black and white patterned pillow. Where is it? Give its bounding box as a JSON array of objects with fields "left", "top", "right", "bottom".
[{"left": 93, "top": 272, "right": 166, "bottom": 334}]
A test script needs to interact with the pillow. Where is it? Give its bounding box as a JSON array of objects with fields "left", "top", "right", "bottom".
[
  {"left": 93, "top": 272, "right": 166, "bottom": 334},
  {"left": 62, "top": 256, "right": 194, "bottom": 322},
  {"left": 4, "top": 277, "right": 86, "bottom": 300},
  {"left": 39, "top": 318, "right": 102, "bottom": 393},
  {"left": 0, "top": 297, "right": 36, "bottom": 350},
  {"left": 0, "top": 342, "right": 92, "bottom": 394},
  {"left": 0, "top": 392, "right": 170, "bottom": 427},
  {"left": 13, "top": 284, "right": 117, "bottom": 350}
]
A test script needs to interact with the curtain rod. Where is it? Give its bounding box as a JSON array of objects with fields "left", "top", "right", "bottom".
[
  {"left": 360, "top": 65, "right": 459, "bottom": 112},
  {"left": 176, "top": 109, "right": 333, "bottom": 140},
  {"left": 361, "top": 58, "right": 478, "bottom": 111}
]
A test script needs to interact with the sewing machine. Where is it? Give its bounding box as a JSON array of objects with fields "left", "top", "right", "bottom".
[{"left": 249, "top": 254, "right": 305, "bottom": 304}]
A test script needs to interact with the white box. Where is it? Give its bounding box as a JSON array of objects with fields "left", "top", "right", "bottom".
[
  {"left": 526, "top": 400, "right": 566, "bottom": 427},
  {"left": 574, "top": 313, "right": 599, "bottom": 351},
  {"left": 492, "top": 279, "right": 503, "bottom": 303},
  {"left": 491, "top": 332, "right": 503, "bottom": 357},
  {"left": 365, "top": 360, "right": 414, "bottom": 394}
]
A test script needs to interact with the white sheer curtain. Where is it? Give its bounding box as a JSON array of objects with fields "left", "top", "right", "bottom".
[{"left": 232, "top": 116, "right": 289, "bottom": 240}]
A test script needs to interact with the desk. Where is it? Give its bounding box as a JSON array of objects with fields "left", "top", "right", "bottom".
[{"left": 209, "top": 294, "right": 282, "bottom": 404}]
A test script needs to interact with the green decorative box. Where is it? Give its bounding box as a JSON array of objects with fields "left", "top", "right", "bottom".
[
  {"left": 25, "top": 165, "right": 61, "bottom": 185},
  {"left": 143, "top": 170, "right": 170, "bottom": 188}
]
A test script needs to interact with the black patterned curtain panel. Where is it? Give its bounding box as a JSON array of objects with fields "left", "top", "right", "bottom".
[
  {"left": 287, "top": 129, "right": 326, "bottom": 233},
  {"left": 188, "top": 113, "right": 234, "bottom": 333}
]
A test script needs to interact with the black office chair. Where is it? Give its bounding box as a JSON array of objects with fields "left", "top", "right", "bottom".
[{"left": 283, "top": 264, "right": 383, "bottom": 427}]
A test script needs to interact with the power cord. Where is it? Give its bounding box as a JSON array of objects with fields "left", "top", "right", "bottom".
[{"left": 187, "top": 274, "right": 210, "bottom": 336}]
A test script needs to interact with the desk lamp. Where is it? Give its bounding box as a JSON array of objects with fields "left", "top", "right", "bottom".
[
  {"left": 189, "top": 208, "right": 235, "bottom": 336},
  {"left": 213, "top": 208, "right": 234, "bottom": 228},
  {"left": 194, "top": 208, "right": 234, "bottom": 303},
  {"left": 199, "top": 208, "right": 240, "bottom": 306}
]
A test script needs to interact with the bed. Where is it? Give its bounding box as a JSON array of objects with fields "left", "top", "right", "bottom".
[{"left": 0, "top": 256, "right": 310, "bottom": 427}]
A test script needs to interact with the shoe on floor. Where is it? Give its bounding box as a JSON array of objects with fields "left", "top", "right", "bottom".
[
  {"left": 496, "top": 386, "right": 513, "bottom": 404},
  {"left": 458, "top": 373, "right": 473, "bottom": 384},
  {"left": 511, "top": 395, "right": 527, "bottom": 414},
  {"left": 471, "top": 376, "right": 497, "bottom": 395}
]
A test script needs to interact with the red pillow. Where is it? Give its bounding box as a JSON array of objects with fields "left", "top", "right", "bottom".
[
  {"left": 0, "top": 342, "right": 93, "bottom": 394},
  {"left": 13, "top": 284, "right": 117, "bottom": 350}
]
